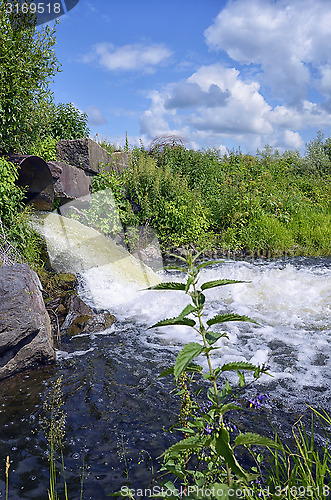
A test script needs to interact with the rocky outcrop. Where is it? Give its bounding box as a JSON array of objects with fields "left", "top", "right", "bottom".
[
  {"left": 48, "top": 160, "right": 93, "bottom": 204},
  {"left": 7, "top": 139, "right": 129, "bottom": 210},
  {"left": 40, "top": 270, "right": 116, "bottom": 338},
  {"left": 0, "top": 264, "right": 55, "bottom": 380},
  {"left": 56, "top": 138, "right": 128, "bottom": 174}
]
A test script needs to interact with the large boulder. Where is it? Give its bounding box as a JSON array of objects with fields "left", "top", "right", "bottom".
[
  {"left": 56, "top": 138, "right": 128, "bottom": 174},
  {"left": 48, "top": 160, "right": 93, "bottom": 203},
  {"left": 0, "top": 264, "right": 55, "bottom": 380}
]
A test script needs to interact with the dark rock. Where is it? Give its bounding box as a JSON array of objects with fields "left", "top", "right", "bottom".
[
  {"left": 61, "top": 311, "right": 92, "bottom": 336},
  {"left": 82, "top": 312, "right": 116, "bottom": 334},
  {"left": 56, "top": 138, "right": 111, "bottom": 174},
  {"left": 56, "top": 273, "right": 77, "bottom": 291},
  {"left": 48, "top": 160, "right": 93, "bottom": 203},
  {"left": 0, "top": 264, "right": 55, "bottom": 380},
  {"left": 67, "top": 295, "right": 93, "bottom": 316},
  {"left": 61, "top": 309, "right": 115, "bottom": 337},
  {"left": 38, "top": 266, "right": 116, "bottom": 339},
  {"left": 56, "top": 138, "right": 128, "bottom": 174}
]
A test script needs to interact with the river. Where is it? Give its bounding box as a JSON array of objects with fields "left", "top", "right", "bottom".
[{"left": 0, "top": 256, "right": 330, "bottom": 499}]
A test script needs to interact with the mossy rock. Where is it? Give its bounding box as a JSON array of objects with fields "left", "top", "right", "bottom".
[
  {"left": 56, "top": 273, "right": 77, "bottom": 290},
  {"left": 67, "top": 313, "right": 92, "bottom": 336}
]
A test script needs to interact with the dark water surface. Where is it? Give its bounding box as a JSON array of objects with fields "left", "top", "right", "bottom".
[{"left": 1, "top": 257, "right": 331, "bottom": 498}]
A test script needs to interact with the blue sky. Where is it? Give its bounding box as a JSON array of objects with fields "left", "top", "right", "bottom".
[{"left": 50, "top": 0, "right": 331, "bottom": 154}]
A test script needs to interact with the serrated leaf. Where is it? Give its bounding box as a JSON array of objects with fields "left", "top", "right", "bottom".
[
  {"left": 219, "top": 403, "right": 242, "bottom": 415},
  {"left": 196, "top": 260, "right": 223, "bottom": 271},
  {"left": 148, "top": 316, "right": 196, "bottom": 329},
  {"left": 201, "top": 279, "right": 248, "bottom": 291},
  {"left": 234, "top": 432, "right": 281, "bottom": 449},
  {"left": 207, "top": 313, "right": 258, "bottom": 327},
  {"left": 164, "top": 434, "right": 207, "bottom": 456},
  {"left": 174, "top": 343, "right": 203, "bottom": 380},
  {"left": 220, "top": 361, "right": 259, "bottom": 373},
  {"left": 205, "top": 331, "right": 228, "bottom": 345},
  {"left": 145, "top": 282, "right": 186, "bottom": 291},
  {"left": 178, "top": 303, "right": 196, "bottom": 318},
  {"left": 214, "top": 428, "right": 247, "bottom": 479}
]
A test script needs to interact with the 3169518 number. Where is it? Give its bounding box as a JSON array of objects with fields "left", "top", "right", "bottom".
[{"left": 6, "top": 3, "right": 62, "bottom": 14}]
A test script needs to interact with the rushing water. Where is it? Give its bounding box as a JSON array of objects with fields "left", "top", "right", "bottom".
[{"left": 0, "top": 256, "right": 331, "bottom": 499}]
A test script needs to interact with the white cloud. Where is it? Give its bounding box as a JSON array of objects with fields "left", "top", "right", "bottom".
[
  {"left": 86, "top": 105, "right": 107, "bottom": 125},
  {"left": 283, "top": 130, "right": 304, "bottom": 150},
  {"left": 205, "top": 0, "right": 331, "bottom": 102},
  {"left": 187, "top": 65, "right": 272, "bottom": 135},
  {"left": 139, "top": 62, "right": 331, "bottom": 152},
  {"left": 135, "top": 1, "right": 331, "bottom": 152},
  {"left": 82, "top": 42, "right": 172, "bottom": 72}
]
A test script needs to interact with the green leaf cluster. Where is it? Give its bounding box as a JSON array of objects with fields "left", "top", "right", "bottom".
[
  {"left": 148, "top": 252, "right": 274, "bottom": 492},
  {"left": 0, "top": 1, "right": 60, "bottom": 153},
  {"left": 91, "top": 135, "right": 331, "bottom": 256}
]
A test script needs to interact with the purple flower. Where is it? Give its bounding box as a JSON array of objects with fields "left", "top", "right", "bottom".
[
  {"left": 249, "top": 394, "right": 269, "bottom": 409},
  {"left": 205, "top": 423, "right": 213, "bottom": 434}
]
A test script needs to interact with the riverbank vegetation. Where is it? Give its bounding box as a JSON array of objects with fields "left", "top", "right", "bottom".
[{"left": 91, "top": 133, "right": 331, "bottom": 258}]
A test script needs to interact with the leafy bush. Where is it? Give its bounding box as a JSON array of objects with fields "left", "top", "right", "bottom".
[
  {"left": 0, "top": 2, "right": 60, "bottom": 153},
  {"left": 0, "top": 157, "right": 24, "bottom": 226},
  {"left": 146, "top": 252, "right": 274, "bottom": 495},
  {"left": 0, "top": 157, "right": 42, "bottom": 264},
  {"left": 28, "top": 135, "right": 58, "bottom": 161},
  {"left": 48, "top": 102, "right": 90, "bottom": 141},
  {"left": 86, "top": 136, "right": 331, "bottom": 256}
]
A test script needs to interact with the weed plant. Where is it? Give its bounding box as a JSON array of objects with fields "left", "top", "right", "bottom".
[
  {"left": 135, "top": 252, "right": 331, "bottom": 499},
  {"left": 145, "top": 251, "right": 277, "bottom": 497}
]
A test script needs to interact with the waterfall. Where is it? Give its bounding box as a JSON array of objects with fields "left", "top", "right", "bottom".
[{"left": 31, "top": 212, "right": 161, "bottom": 288}]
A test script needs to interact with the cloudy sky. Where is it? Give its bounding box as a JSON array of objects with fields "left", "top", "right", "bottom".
[{"left": 51, "top": 0, "right": 331, "bottom": 153}]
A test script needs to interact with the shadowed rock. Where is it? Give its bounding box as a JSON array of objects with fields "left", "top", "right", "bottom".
[{"left": 0, "top": 264, "right": 55, "bottom": 380}]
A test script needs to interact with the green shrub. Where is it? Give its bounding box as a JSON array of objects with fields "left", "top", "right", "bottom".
[
  {"left": 0, "top": 157, "right": 42, "bottom": 264},
  {"left": 48, "top": 102, "right": 90, "bottom": 140},
  {"left": 77, "top": 135, "right": 331, "bottom": 256},
  {"left": 0, "top": 157, "right": 24, "bottom": 226},
  {"left": 239, "top": 215, "right": 295, "bottom": 255},
  {"left": 0, "top": 3, "right": 60, "bottom": 153},
  {"left": 28, "top": 135, "right": 57, "bottom": 161}
]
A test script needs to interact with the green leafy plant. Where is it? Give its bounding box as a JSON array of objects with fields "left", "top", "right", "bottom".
[
  {"left": 147, "top": 251, "right": 278, "bottom": 497},
  {"left": 0, "top": 1, "right": 60, "bottom": 153},
  {"left": 48, "top": 102, "right": 90, "bottom": 141}
]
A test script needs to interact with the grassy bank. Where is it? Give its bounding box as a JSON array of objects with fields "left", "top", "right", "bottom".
[{"left": 89, "top": 134, "right": 331, "bottom": 258}]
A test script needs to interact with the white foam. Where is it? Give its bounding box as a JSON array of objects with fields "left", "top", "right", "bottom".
[{"left": 79, "top": 259, "right": 331, "bottom": 390}]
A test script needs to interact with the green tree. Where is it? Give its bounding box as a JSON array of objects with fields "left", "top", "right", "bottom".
[
  {"left": 49, "top": 102, "right": 90, "bottom": 140},
  {"left": 0, "top": 0, "right": 60, "bottom": 153}
]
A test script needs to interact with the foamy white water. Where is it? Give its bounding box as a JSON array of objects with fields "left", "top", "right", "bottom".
[{"left": 79, "top": 258, "right": 331, "bottom": 395}]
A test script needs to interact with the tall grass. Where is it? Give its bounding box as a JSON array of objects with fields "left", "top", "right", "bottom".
[{"left": 92, "top": 136, "right": 331, "bottom": 256}]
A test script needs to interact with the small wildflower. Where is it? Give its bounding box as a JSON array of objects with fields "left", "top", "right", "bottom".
[
  {"left": 249, "top": 394, "right": 269, "bottom": 409},
  {"left": 205, "top": 423, "right": 213, "bottom": 434}
]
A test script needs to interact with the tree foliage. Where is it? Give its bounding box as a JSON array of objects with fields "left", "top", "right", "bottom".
[{"left": 0, "top": 0, "right": 60, "bottom": 153}]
